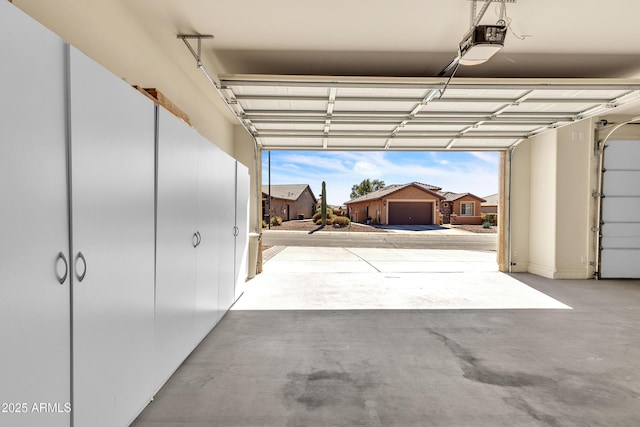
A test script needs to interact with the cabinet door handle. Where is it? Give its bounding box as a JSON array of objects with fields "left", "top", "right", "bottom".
[
  {"left": 196, "top": 231, "right": 202, "bottom": 247},
  {"left": 76, "top": 251, "right": 87, "bottom": 282},
  {"left": 192, "top": 232, "right": 199, "bottom": 248},
  {"left": 56, "top": 252, "right": 68, "bottom": 285},
  {"left": 233, "top": 226, "right": 239, "bottom": 237}
]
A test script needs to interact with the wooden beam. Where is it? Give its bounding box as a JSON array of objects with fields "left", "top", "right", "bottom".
[{"left": 134, "top": 86, "right": 191, "bottom": 126}]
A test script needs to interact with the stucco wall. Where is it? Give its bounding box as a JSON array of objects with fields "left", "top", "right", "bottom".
[
  {"left": 386, "top": 186, "right": 438, "bottom": 200},
  {"left": 14, "top": 1, "right": 237, "bottom": 155},
  {"left": 452, "top": 196, "right": 476, "bottom": 216},
  {"left": 509, "top": 140, "right": 531, "bottom": 273},
  {"left": 294, "top": 190, "right": 317, "bottom": 219},
  {"left": 267, "top": 199, "right": 291, "bottom": 221},
  {"left": 555, "top": 121, "right": 593, "bottom": 278},
  {"left": 348, "top": 200, "right": 383, "bottom": 223},
  {"left": 527, "top": 130, "right": 558, "bottom": 278},
  {"left": 509, "top": 119, "right": 597, "bottom": 279},
  {"left": 267, "top": 190, "right": 316, "bottom": 221}
]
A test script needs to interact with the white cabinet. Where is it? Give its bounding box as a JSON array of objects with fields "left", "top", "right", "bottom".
[
  {"left": 217, "top": 155, "right": 239, "bottom": 313},
  {"left": 69, "top": 47, "right": 156, "bottom": 427},
  {"left": 155, "top": 108, "right": 200, "bottom": 391},
  {"left": 196, "top": 140, "right": 224, "bottom": 341},
  {"left": 1, "top": 4, "right": 250, "bottom": 425},
  {"left": 155, "top": 109, "right": 246, "bottom": 389},
  {"left": 0, "top": 4, "right": 71, "bottom": 426}
]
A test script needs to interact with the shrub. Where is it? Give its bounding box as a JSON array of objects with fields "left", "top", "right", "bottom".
[
  {"left": 270, "top": 216, "right": 283, "bottom": 226},
  {"left": 262, "top": 220, "right": 268, "bottom": 228},
  {"left": 332, "top": 216, "right": 351, "bottom": 227},
  {"left": 315, "top": 213, "right": 336, "bottom": 225},
  {"left": 481, "top": 213, "right": 498, "bottom": 226},
  {"left": 313, "top": 212, "right": 322, "bottom": 222}
]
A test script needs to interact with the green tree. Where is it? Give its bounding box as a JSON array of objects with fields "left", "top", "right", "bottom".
[{"left": 350, "top": 178, "right": 385, "bottom": 199}]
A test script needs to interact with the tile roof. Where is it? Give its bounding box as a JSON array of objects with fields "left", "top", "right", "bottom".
[
  {"left": 481, "top": 193, "right": 499, "bottom": 206},
  {"left": 262, "top": 184, "right": 317, "bottom": 202},
  {"left": 345, "top": 182, "right": 442, "bottom": 204},
  {"left": 438, "top": 191, "right": 487, "bottom": 202}
]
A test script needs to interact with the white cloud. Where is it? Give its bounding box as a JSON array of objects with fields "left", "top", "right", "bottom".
[
  {"left": 469, "top": 152, "right": 499, "bottom": 164},
  {"left": 353, "top": 161, "right": 383, "bottom": 177}
]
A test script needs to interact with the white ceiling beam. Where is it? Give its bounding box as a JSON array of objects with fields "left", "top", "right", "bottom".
[
  {"left": 257, "top": 132, "right": 527, "bottom": 139},
  {"left": 235, "top": 94, "right": 619, "bottom": 104},
  {"left": 250, "top": 117, "right": 567, "bottom": 125},
  {"left": 220, "top": 77, "right": 640, "bottom": 91},
  {"left": 259, "top": 145, "right": 507, "bottom": 152},
  {"left": 244, "top": 110, "right": 580, "bottom": 121}
]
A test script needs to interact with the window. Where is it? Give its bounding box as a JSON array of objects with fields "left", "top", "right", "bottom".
[{"left": 460, "top": 202, "right": 474, "bottom": 216}]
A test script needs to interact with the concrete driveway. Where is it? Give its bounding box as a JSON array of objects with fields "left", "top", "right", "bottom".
[{"left": 240, "top": 246, "right": 566, "bottom": 311}]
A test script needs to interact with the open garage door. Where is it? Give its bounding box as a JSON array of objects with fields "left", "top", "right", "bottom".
[
  {"left": 600, "top": 139, "right": 640, "bottom": 278},
  {"left": 388, "top": 202, "right": 433, "bottom": 225}
]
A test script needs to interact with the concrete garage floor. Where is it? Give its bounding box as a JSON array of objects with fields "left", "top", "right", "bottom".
[{"left": 132, "top": 248, "right": 640, "bottom": 427}]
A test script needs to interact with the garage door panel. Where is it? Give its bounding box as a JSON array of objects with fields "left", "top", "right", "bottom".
[
  {"left": 388, "top": 202, "right": 432, "bottom": 225},
  {"left": 600, "top": 139, "right": 640, "bottom": 279},
  {"left": 603, "top": 171, "right": 640, "bottom": 196},
  {"left": 604, "top": 140, "right": 640, "bottom": 169},
  {"left": 601, "top": 197, "right": 640, "bottom": 223},
  {"left": 601, "top": 223, "right": 640, "bottom": 250},
  {"left": 600, "top": 250, "right": 640, "bottom": 278}
]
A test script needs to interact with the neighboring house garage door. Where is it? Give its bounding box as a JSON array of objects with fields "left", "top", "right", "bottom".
[
  {"left": 388, "top": 202, "right": 432, "bottom": 225},
  {"left": 600, "top": 139, "right": 640, "bottom": 278}
]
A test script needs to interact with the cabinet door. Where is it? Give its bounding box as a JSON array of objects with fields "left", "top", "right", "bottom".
[
  {"left": 217, "top": 153, "right": 238, "bottom": 313},
  {"left": 69, "top": 47, "right": 155, "bottom": 427},
  {"left": 155, "top": 107, "right": 199, "bottom": 391},
  {"left": 0, "top": 4, "right": 71, "bottom": 426},
  {"left": 234, "top": 162, "right": 251, "bottom": 299},
  {"left": 195, "top": 139, "right": 221, "bottom": 340}
]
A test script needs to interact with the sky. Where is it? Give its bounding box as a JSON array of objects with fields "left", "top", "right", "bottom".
[{"left": 262, "top": 151, "right": 499, "bottom": 206}]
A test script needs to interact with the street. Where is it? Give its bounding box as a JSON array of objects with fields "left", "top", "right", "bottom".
[{"left": 262, "top": 230, "right": 496, "bottom": 251}]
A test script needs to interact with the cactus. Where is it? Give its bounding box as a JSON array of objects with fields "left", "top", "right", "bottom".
[{"left": 321, "top": 181, "right": 327, "bottom": 226}]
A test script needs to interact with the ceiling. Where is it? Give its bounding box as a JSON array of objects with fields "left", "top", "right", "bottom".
[
  {"left": 121, "top": 0, "right": 640, "bottom": 79},
  {"left": 15, "top": 0, "right": 640, "bottom": 151}
]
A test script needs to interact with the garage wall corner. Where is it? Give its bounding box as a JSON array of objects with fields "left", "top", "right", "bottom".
[{"left": 506, "top": 142, "right": 530, "bottom": 273}]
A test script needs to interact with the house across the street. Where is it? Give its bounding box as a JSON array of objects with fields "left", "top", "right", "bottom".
[
  {"left": 345, "top": 182, "right": 445, "bottom": 225},
  {"left": 262, "top": 184, "right": 317, "bottom": 221},
  {"left": 481, "top": 193, "right": 499, "bottom": 214},
  {"left": 345, "top": 182, "right": 487, "bottom": 225},
  {"left": 439, "top": 192, "right": 487, "bottom": 225}
]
